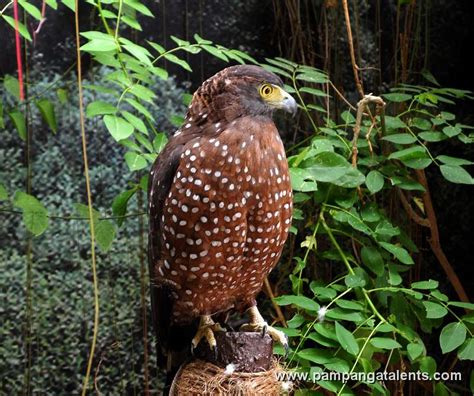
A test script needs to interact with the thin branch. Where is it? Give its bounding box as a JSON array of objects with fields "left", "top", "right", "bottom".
[
  {"left": 351, "top": 94, "right": 386, "bottom": 168},
  {"left": 263, "top": 278, "right": 287, "bottom": 328},
  {"left": 328, "top": 80, "right": 357, "bottom": 111},
  {"left": 0, "top": 208, "right": 146, "bottom": 221},
  {"left": 74, "top": 1, "right": 100, "bottom": 394},
  {"left": 341, "top": 0, "right": 364, "bottom": 98},
  {"left": 396, "top": 189, "right": 430, "bottom": 227},
  {"left": 415, "top": 169, "right": 469, "bottom": 303}
]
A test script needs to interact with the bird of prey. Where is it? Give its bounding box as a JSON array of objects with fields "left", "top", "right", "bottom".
[{"left": 148, "top": 65, "right": 296, "bottom": 375}]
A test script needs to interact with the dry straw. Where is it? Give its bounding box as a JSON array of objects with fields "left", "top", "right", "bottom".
[{"left": 170, "top": 359, "right": 290, "bottom": 395}]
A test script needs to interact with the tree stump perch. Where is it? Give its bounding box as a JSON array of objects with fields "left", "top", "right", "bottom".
[{"left": 170, "top": 332, "right": 287, "bottom": 395}]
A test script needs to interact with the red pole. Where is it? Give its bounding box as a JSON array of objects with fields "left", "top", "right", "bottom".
[{"left": 13, "top": 0, "right": 25, "bottom": 101}]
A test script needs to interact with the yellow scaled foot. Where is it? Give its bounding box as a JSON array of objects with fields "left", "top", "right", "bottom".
[
  {"left": 191, "top": 315, "right": 226, "bottom": 355},
  {"left": 240, "top": 306, "right": 289, "bottom": 351}
]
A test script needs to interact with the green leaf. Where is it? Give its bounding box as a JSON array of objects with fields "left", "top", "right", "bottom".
[
  {"left": 103, "top": 115, "right": 134, "bottom": 141},
  {"left": 324, "top": 358, "right": 350, "bottom": 373},
  {"left": 202, "top": 45, "right": 229, "bottom": 62},
  {"left": 289, "top": 168, "right": 317, "bottom": 192},
  {"left": 411, "top": 118, "right": 432, "bottom": 130},
  {"left": 273, "top": 295, "right": 320, "bottom": 312},
  {"left": 86, "top": 101, "right": 116, "bottom": 118},
  {"left": 437, "top": 155, "right": 473, "bottom": 166},
  {"left": 148, "top": 41, "right": 166, "bottom": 54},
  {"left": 121, "top": 111, "right": 147, "bottom": 134},
  {"left": 370, "top": 337, "right": 402, "bottom": 350},
  {"left": 45, "top": 0, "right": 58, "bottom": 9},
  {"left": 439, "top": 322, "right": 467, "bottom": 354},
  {"left": 56, "top": 88, "right": 68, "bottom": 104},
  {"left": 335, "top": 299, "right": 364, "bottom": 311},
  {"left": 0, "top": 184, "right": 7, "bottom": 201},
  {"left": 13, "top": 191, "right": 49, "bottom": 236},
  {"left": 390, "top": 176, "right": 425, "bottom": 191},
  {"left": 18, "top": 0, "right": 42, "bottom": 20},
  {"left": 153, "top": 133, "right": 168, "bottom": 153},
  {"left": 150, "top": 66, "right": 168, "bottom": 80},
  {"left": 36, "top": 99, "right": 57, "bottom": 133},
  {"left": 299, "top": 87, "right": 327, "bottom": 97},
  {"left": 442, "top": 125, "right": 462, "bottom": 137},
  {"left": 123, "top": 0, "right": 153, "bottom": 17},
  {"left": 81, "top": 38, "right": 117, "bottom": 52},
  {"left": 4, "top": 75, "right": 20, "bottom": 99},
  {"left": 305, "top": 152, "right": 365, "bottom": 188},
  {"left": 122, "top": 15, "right": 142, "bottom": 30},
  {"left": 423, "top": 301, "right": 448, "bottom": 319},
  {"left": 384, "top": 116, "right": 407, "bottom": 130},
  {"left": 298, "top": 348, "right": 332, "bottom": 364},
  {"left": 310, "top": 284, "right": 337, "bottom": 300},
  {"left": 448, "top": 301, "right": 474, "bottom": 310},
  {"left": 382, "top": 133, "right": 417, "bottom": 144},
  {"left": 421, "top": 69, "right": 440, "bottom": 86},
  {"left": 411, "top": 279, "right": 439, "bottom": 289},
  {"left": 95, "top": 220, "right": 116, "bottom": 251},
  {"left": 458, "top": 339, "right": 474, "bottom": 360},
  {"left": 0, "top": 101, "right": 4, "bottom": 128},
  {"left": 124, "top": 151, "right": 148, "bottom": 171},
  {"left": 335, "top": 322, "right": 359, "bottom": 356},
  {"left": 62, "top": 0, "right": 75, "bottom": 11},
  {"left": 2, "top": 15, "right": 32, "bottom": 41},
  {"left": 383, "top": 92, "right": 412, "bottom": 102},
  {"left": 193, "top": 33, "right": 213, "bottom": 45},
  {"left": 440, "top": 165, "right": 474, "bottom": 185},
  {"left": 325, "top": 308, "right": 365, "bottom": 322},
  {"left": 419, "top": 356, "right": 436, "bottom": 377},
  {"left": 345, "top": 273, "right": 366, "bottom": 288},
  {"left": 112, "top": 188, "right": 137, "bottom": 226},
  {"left": 121, "top": 41, "right": 153, "bottom": 66},
  {"left": 418, "top": 131, "right": 446, "bottom": 142},
  {"left": 164, "top": 53, "right": 192, "bottom": 72},
  {"left": 407, "top": 343, "right": 424, "bottom": 361},
  {"left": 125, "top": 98, "right": 155, "bottom": 121},
  {"left": 360, "top": 246, "right": 384, "bottom": 275},
  {"left": 379, "top": 242, "right": 414, "bottom": 265},
  {"left": 296, "top": 70, "right": 328, "bottom": 84},
  {"left": 8, "top": 110, "right": 26, "bottom": 140},
  {"left": 388, "top": 146, "right": 432, "bottom": 169},
  {"left": 365, "top": 170, "right": 384, "bottom": 194}
]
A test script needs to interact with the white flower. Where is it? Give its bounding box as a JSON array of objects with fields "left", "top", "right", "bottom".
[
  {"left": 224, "top": 363, "right": 235, "bottom": 375},
  {"left": 281, "top": 381, "right": 293, "bottom": 392},
  {"left": 317, "top": 306, "right": 328, "bottom": 322}
]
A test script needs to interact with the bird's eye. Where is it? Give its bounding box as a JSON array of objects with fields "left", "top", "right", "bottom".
[{"left": 259, "top": 84, "right": 274, "bottom": 98}]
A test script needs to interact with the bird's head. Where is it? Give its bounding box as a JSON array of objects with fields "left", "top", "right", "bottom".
[{"left": 188, "top": 65, "right": 297, "bottom": 122}]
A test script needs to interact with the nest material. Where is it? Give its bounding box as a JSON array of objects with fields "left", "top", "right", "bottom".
[{"left": 170, "top": 359, "right": 288, "bottom": 395}]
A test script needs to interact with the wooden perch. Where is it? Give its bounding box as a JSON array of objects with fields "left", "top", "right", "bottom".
[
  {"left": 194, "top": 332, "right": 274, "bottom": 372},
  {"left": 170, "top": 332, "right": 284, "bottom": 395}
]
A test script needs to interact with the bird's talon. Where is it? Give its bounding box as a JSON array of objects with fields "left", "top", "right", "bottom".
[
  {"left": 284, "top": 341, "right": 289, "bottom": 359},
  {"left": 261, "top": 324, "right": 267, "bottom": 338}
]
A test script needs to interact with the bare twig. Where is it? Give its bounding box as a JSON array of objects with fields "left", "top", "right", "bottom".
[
  {"left": 397, "top": 189, "right": 430, "bottom": 227},
  {"left": 342, "top": 0, "right": 364, "bottom": 98},
  {"left": 415, "top": 170, "right": 469, "bottom": 303},
  {"left": 351, "top": 94, "right": 386, "bottom": 168},
  {"left": 328, "top": 80, "right": 357, "bottom": 111},
  {"left": 263, "top": 278, "right": 287, "bottom": 328}
]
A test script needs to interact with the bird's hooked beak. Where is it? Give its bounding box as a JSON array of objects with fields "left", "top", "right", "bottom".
[{"left": 269, "top": 85, "right": 298, "bottom": 116}]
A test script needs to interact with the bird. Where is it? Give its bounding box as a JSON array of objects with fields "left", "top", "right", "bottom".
[{"left": 147, "top": 64, "right": 297, "bottom": 379}]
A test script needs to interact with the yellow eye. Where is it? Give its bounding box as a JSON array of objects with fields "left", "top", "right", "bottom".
[{"left": 259, "top": 84, "right": 274, "bottom": 98}]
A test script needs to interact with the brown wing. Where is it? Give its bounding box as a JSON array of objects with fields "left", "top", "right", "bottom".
[{"left": 147, "top": 133, "right": 199, "bottom": 371}]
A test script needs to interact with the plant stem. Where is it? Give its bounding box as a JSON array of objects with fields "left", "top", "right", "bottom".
[{"left": 74, "top": 1, "right": 100, "bottom": 393}]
